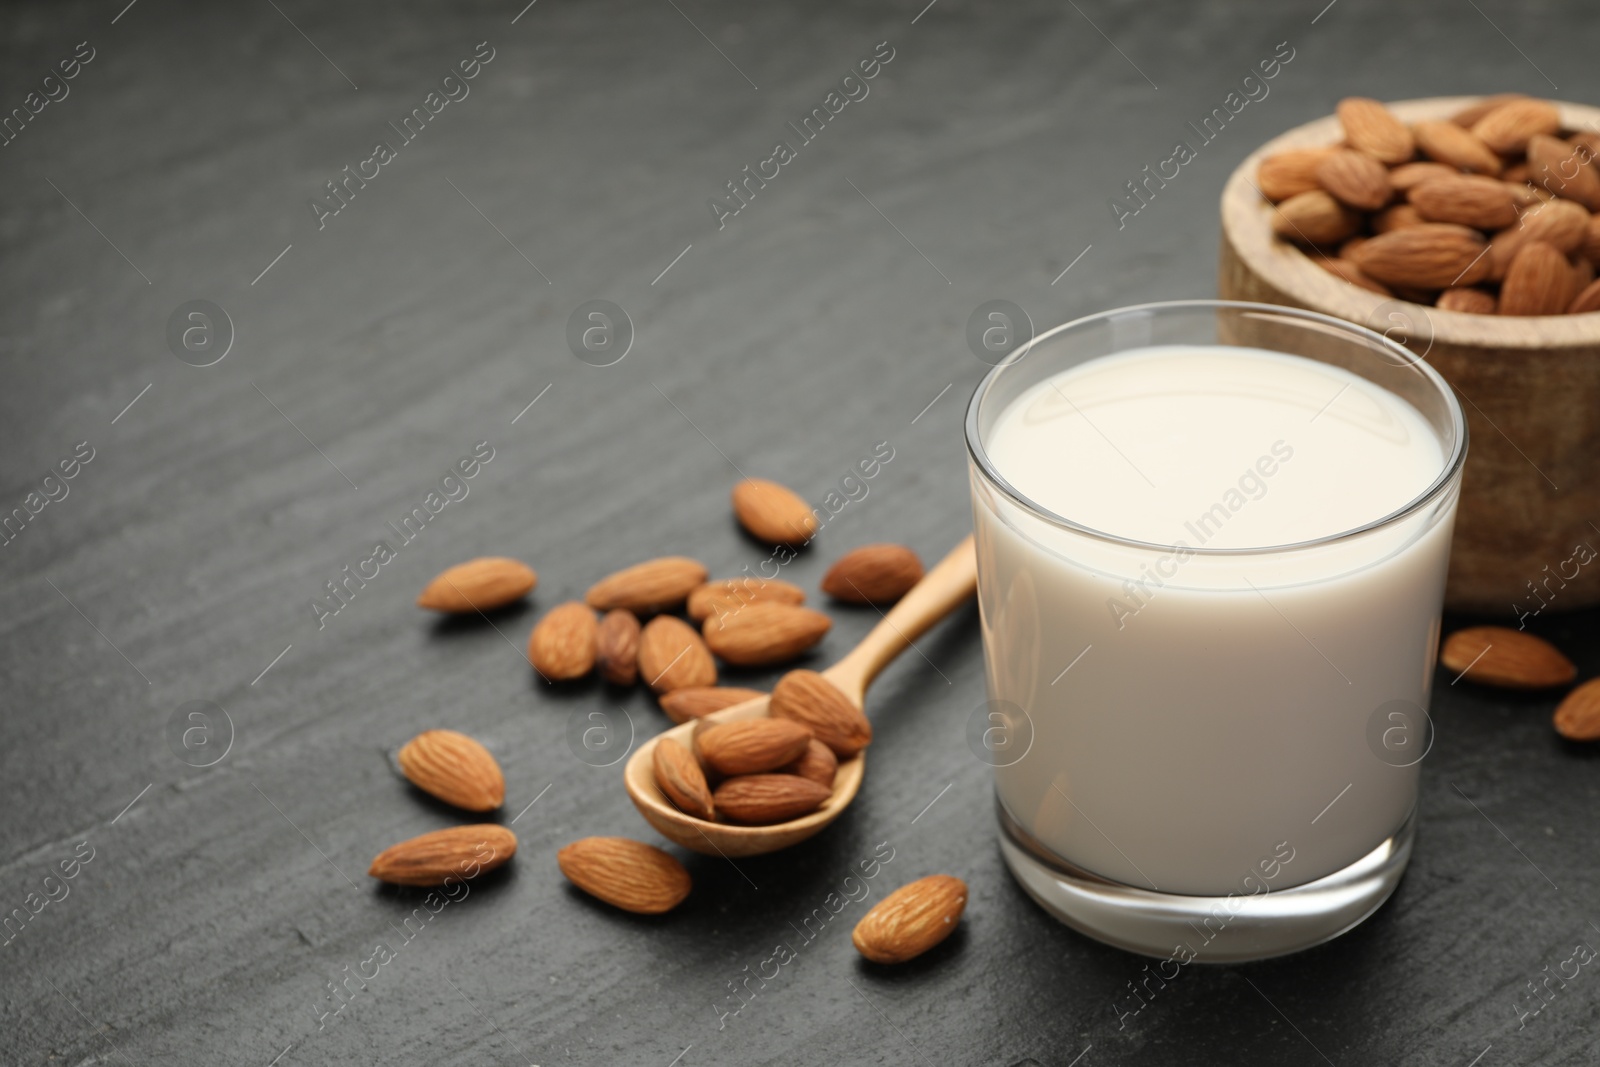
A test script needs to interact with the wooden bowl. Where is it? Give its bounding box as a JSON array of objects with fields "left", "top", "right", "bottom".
[{"left": 1220, "top": 96, "right": 1600, "bottom": 614}]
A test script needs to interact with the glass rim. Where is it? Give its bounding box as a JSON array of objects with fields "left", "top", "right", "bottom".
[{"left": 963, "top": 299, "right": 1470, "bottom": 557}]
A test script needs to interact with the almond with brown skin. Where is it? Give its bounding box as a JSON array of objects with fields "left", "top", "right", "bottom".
[
  {"left": 769, "top": 669, "right": 872, "bottom": 757},
  {"left": 595, "top": 609, "right": 641, "bottom": 686},
  {"left": 1470, "top": 98, "right": 1561, "bottom": 155},
  {"left": 1315, "top": 148, "right": 1393, "bottom": 211},
  {"left": 1437, "top": 287, "right": 1498, "bottom": 314},
  {"left": 1553, "top": 678, "right": 1600, "bottom": 741},
  {"left": 638, "top": 615, "right": 717, "bottom": 693},
  {"left": 1389, "top": 161, "right": 1457, "bottom": 193},
  {"left": 557, "top": 836, "right": 692, "bottom": 914},
  {"left": 1570, "top": 277, "right": 1600, "bottom": 314},
  {"left": 1372, "top": 203, "right": 1426, "bottom": 234},
  {"left": 1256, "top": 147, "right": 1337, "bottom": 202},
  {"left": 416, "top": 557, "right": 536, "bottom": 613},
  {"left": 585, "top": 557, "right": 708, "bottom": 614},
  {"left": 1488, "top": 199, "right": 1591, "bottom": 279},
  {"left": 852, "top": 875, "right": 968, "bottom": 964},
  {"left": 1586, "top": 215, "right": 1600, "bottom": 265},
  {"left": 527, "top": 601, "right": 598, "bottom": 680},
  {"left": 1321, "top": 258, "right": 1392, "bottom": 296},
  {"left": 781, "top": 738, "right": 838, "bottom": 788},
  {"left": 1449, "top": 93, "right": 1527, "bottom": 127},
  {"left": 1336, "top": 98, "right": 1414, "bottom": 164},
  {"left": 658, "top": 686, "right": 767, "bottom": 724},
  {"left": 703, "top": 602, "right": 832, "bottom": 667},
  {"left": 369, "top": 825, "right": 516, "bottom": 886},
  {"left": 687, "top": 577, "right": 805, "bottom": 622},
  {"left": 653, "top": 738, "right": 715, "bottom": 820},
  {"left": 1270, "top": 190, "right": 1360, "bottom": 245},
  {"left": 712, "top": 774, "right": 832, "bottom": 824},
  {"left": 1350, "top": 224, "right": 1490, "bottom": 289},
  {"left": 731, "top": 478, "right": 817, "bottom": 547},
  {"left": 1527, "top": 135, "right": 1600, "bottom": 211},
  {"left": 697, "top": 719, "right": 813, "bottom": 776},
  {"left": 1408, "top": 175, "right": 1519, "bottom": 230},
  {"left": 1500, "top": 241, "right": 1576, "bottom": 316},
  {"left": 397, "top": 729, "right": 505, "bottom": 812},
  {"left": 1440, "top": 626, "right": 1576, "bottom": 689},
  {"left": 822, "top": 544, "right": 925, "bottom": 605},
  {"left": 1413, "top": 120, "right": 1502, "bottom": 175}
]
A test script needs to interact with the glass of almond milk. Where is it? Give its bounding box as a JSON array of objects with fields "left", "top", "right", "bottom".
[{"left": 966, "top": 301, "right": 1466, "bottom": 961}]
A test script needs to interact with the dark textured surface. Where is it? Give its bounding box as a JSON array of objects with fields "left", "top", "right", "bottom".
[{"left": 2, "top": 1, "right": 1598, "bottom": 1064}]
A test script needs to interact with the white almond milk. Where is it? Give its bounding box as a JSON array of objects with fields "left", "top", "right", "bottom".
[{"left": 973, "top": 345, "right": 1456, "bottom": 896}]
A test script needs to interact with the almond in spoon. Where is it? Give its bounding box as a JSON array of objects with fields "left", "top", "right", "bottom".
[
  {"left": 781, "top": 738, "right": 838, "bottom": 788},
  {"left": 712, "top": 774, "right": 832, "bottom": 824},
  {"left": 697, "top": 719, "right": 813, "bottom": 776},
  {"left": 769, "top": 669, "right": 872, "bottom": 757},
  {"left": 653, "top": 739, "right": 715, "bottom": 820}
]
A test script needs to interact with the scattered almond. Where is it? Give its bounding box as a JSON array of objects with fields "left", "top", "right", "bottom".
[
  {"left": 653, "top": 739, "right": 715, "bottom": 820},
  {"left": 1471, "top": 98, "right": 1561, "bottom": 154},
  {"left": 369, "top": 825, "right": 517, "bottom": 886},
  {"left": 712, "top": 774, "right": 832, "bottom": 824},
  {"left": 416, "top": 557, "right": 536, "bottom": 613},
  {"left": 1440, "top": 626, "right": 1576, "bottom": 689},
  {"left": 687, "top": 577, "right": 805, "bottom": 622},
  {"left": 782, "top": 738, "right": 838, "bottom": 788},
  {"left": 1408, "top": 175, "right": 1519, "bottom": 230},
  {"left": 658, "top": 686, "right": 767, "bottom": 724},
  {"left": 1412, "top": 120, "right": 1502, "bottom": 175},
  {"left": 1316, "top": 148, "right": 1393, "bottom": 210},
  {"left": 1553, "top": 678, "right": 1600, "bottom": 741},
  {"left": 557, "top": 836, "right": 692, "bottom": 914},
  {"left": 1270, "top": 189, "right": 1361, "bottom": 245},
  {"left": 638, "top": 616, "right": 717, "bottom": 693},
  {"left": 851, "top": 875, "right": 968, "bottom": 964},
  {"left": 703, "top": 602, "right": 832, "bottom": 666},
  {"left": 397, "top": 730, "right": 505, "bottom": 812},
  {"left": 822, "top": 544, "right": 925, "bottom": 605},
  {"left": 697, "top": 719, "right": 813, "bottom": 776},
  {"left": 595, "top": 609, "right": 641, "bottom": 686},
  {"left": 527, "top": 601, "right": 598, "bottom": 680},
  {"left": 1499, "top": 241, "right": 1576, "bottom": 316},
  {"left": 585, "top": 557, "right": 708, "bottom": 614},
  {"left": 1336, "top": 97, "right": 1414, "bottom": 164},
  {"left": 769, "top": 669, "right": 873, "bottom": 758},
  {"left": 731, "top": 478, "right": 817, "bottom": 547},
  {"left": 1349, "top": 224, "right": 1490, "bottom": 289}
]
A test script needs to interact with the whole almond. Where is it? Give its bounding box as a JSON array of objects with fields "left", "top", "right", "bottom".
[
  {"left": 781, "top": 738, "right": 838, "bottom": 788},
  {"left": 1372, "top": 203, "right": 1426, "bottom": 234},
  {"left": 1350, "top": 224, "right": 1490, "bottom": 289},
  {"left": 653, "top": 738, "right": 714, "bottom": 820},
  {"left": 1256, "top": 147, "right": 1337, "bottom": 202},
  {"left": 416, "top": 557, "right": 536, "bottom": 613},
  {"left": 369, "top": 825, "right": 516, "bottom": 886},
  {"left": 1437, "top": 287, "right": 1498, "bottom": 314},
  {"left": 822, "top": 544, "right": 925, "bottom": 605},
  {"left": 595, "top": 609, "right": 641, "bottom": 686},
  {"left": 1504, "top": 163, "right": 1534, "bottom": 188},
  {"left": 1569, "top": 277, "right": 1600, "bottom": 314},
  {"left": 557, "top": 836, "right": 692, "bottom": 914},
  {"left": 1315, "top": 149, "right": 1393, "bottom": 210},
  {"left": 1586, "top": 215, "right": 1600, "bottom": 265},
  {"left": 852, "top": 875, "right": 968, "bottom": 965},
  {"left": 638, "top": 616, "right": 717, "bottom": 693},
  {"left": 1270, "top": 190, "right": 1360, "bottom": 245},
  {"left": 712, "top": 774, "right": 832, "bottom": 824},
  {"left": 1336, "top": 98, "right": 1414, "bottom": 164},
  {"left": 397, "top": 730, "right": 505, "bottom": 812},
  {"left": 1505, "top": 177, "right": 1546, "bottom": 208},
  {"left": 1527, "top": 134, "right": 1600, "bottom": 210},
  {"left": 1470, "top": 98, "right": 1561, "bottom": 155},
  {"left": 1409, "top": 175, "right": 1519, "bottom": 230},
  {"left": 687, "top": 577, "right": 805, "bottom": 622},
  {"left": 697, "top": 719, "right": 813, "bottom": 776},
  {"left": 769, "top": 669, "right": 872, "bottom": 757},
  {"left": 1338, "top": 236, "right": 1370, "bottom": 260},
  {"left": 731, "top": 478, "right": 818, "bottom": 547},
  {"left": 1487, "top": 199, "right": 1591, "bottom": 279},
  {"left": 1413, "top": 120, "right": 1502, "bottom": 175},
  {"left": 1553, "top": 678, "right": 1600, "bottom": 741},
  {"left": 585, "top": 556, "right": 708, "bottom": 614},
  {"left": 1321, "top": 258, "right": 1392, "bottom": 296},
  {"left": 703, "top": 602, "right": 832, "bottom": 666},
  {"left": 1389, "top": 161, "right": 1457, "bottom": 193},
  {"left": 1500, "top": 241, "right": 1575, "bottom": 316},
  {"left": 527, "top": 601, "right": 598, "bottom": 680},
  {"left": 659, "top": 686, "right": 767, "bottom": 724},
  {"left": 1449, "top": 93, "right": 1528, "bottom": 128},
  {"left": 1440, "top": 626, "right": 1576, "bottom": 689}
]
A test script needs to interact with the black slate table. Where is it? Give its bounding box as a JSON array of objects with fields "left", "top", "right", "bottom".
[{"left": 3, "top": 1, "right": 1597, "bottom": 1064}]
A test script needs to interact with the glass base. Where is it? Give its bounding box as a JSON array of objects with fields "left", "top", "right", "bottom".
[{"left": 998, "top": 799, "right": 1414, "bottom": 962}]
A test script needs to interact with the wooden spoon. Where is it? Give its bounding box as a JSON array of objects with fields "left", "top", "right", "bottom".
[{"left": 623, "top": 535, "right": 977, "bottom": 857}]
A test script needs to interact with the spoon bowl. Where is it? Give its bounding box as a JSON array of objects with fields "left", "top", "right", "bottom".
[{"left": 623, "top": 535, "right": 977, "bottom": 856}]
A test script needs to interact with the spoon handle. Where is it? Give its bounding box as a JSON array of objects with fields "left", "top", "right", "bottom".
[{"left": 824, "top": 534, "right": 977, "bottom": 700}]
